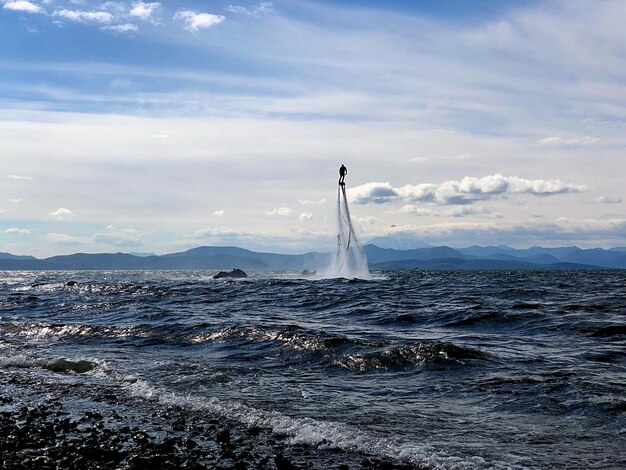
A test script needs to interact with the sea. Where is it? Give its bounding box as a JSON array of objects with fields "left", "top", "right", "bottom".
[{"left": 1, "top": 269, "right": 624, "bottom": 469}]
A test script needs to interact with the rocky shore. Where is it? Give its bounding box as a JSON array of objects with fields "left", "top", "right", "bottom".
[{"left": 0, "top": 370, "right": 418, "bottom": 469}]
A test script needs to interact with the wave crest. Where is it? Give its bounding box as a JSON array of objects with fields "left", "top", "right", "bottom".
[
  {"left": 0, "top": 355, "right": 100, "bottom": 374},
  {"left": 335, "top": 343, "right": 486, "bottom": 371}
]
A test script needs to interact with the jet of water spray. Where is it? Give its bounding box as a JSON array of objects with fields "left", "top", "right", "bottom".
[{"left": 326, "top": 181, "right": 370, "bottom": 279}]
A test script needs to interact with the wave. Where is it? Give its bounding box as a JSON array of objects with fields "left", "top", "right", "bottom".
[
  {"left": 0, "top": 321, "right": 161, "bottom": 342},
  {"left": 443, "top": 311, "right": 501, "bottom": 327},
  {"left": 375, "top": 313, "right": 420, "bottom": 325},
  {"left": 122, "top": 377, "right": 485, "bottom": 469},
  {"left": 335, "top": 343, "right": 487, "bottom": 371},
  {"left": 187, "top": 324, "right": 384, "bottom": 351},
  {"left": 590, "top": 325, "right": 626, "bottom": 337},
  {"left": 1, "top": 321, "right": 487, "bottom": 375},
  {"left": 0, "top": 322, "right": 100, "bottom": 339},
  {"left": 0, "top": 349, "right": 489, "bottom": 468},
  {"left": 0, "top": 355, "right": 100, "bottom": 374}
]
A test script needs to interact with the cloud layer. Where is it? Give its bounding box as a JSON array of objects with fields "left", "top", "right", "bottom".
[
  {"left": 349, "top": 175, "right": 588, "bottom": 206},
  {"left": 385, "top": 217, "right": 626, "bottom": 246},
  {"left": 1, "top": 1, "right": 625, "bottom": 255}
]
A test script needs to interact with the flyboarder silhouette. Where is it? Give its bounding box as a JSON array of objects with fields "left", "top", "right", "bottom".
[
  {"left": 331, "top": 163, "right": 369, "bottom": 278},
  {"left": 339, "top": 164, "right": 347, "bottom": 186}
]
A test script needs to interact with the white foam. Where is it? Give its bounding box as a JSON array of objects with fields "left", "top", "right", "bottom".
[
  {"left": 121, "top": 377, "right": 484, "bottom": 469},
  {"left": 1, "top": 322, "right": 154, "bottom": 341},
  {"left": 0, "top": 350, "right": 490, "bottom": 468},
  {"left": 19, "top": 324, "right": 93, "bottom": 339},
  {"left": 0, "top": 354, "right": 35, "bottom": 368}
]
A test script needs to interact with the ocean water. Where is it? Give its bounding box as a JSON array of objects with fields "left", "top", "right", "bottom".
[{"left": 1, "top": 270, "right": 625, "bottom": 469}]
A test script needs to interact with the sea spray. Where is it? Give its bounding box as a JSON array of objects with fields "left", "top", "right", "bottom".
[{"left": 321, "top": 182, "right": 369, "bottom": 279}]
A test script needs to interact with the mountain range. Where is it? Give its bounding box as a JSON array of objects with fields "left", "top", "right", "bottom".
[{"left": 0, "top": 244, "right": 625, "bottom": 270}]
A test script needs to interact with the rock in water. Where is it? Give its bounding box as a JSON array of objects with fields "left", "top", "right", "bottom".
[{"left": 213, "top": 269, "right": 248, "bottom": 279}]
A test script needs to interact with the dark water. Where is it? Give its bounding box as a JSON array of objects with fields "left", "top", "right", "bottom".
[{"left": 1, "top": 270, "right": 625, "bottom": 469}]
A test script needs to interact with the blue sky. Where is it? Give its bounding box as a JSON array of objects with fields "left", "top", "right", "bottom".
[{"left": 1, "top": 0, "right": 625, "bottom": 256}]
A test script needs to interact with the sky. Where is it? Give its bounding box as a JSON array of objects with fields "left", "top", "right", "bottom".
[{"left": 1, "top": 0, "right": 625, "bottom": 256}]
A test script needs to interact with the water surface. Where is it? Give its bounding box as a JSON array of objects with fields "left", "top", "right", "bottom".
[{"left": 1, "top": 270, "right": 624, "bottom": 468}]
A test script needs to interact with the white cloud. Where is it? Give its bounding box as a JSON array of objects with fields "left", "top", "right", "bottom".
[
  {"left": 226, "top": 2, "right": 273, "bottom": 16},
  {"left": 590, "top": 196, "right": 622, "bottom": 204},
  {"left": 350, "top": 175, "right": 588, "bottom": 205},
  {"left": 91, "top": 233, "right": 142, "bottom": 246},
  {"left": 448, "top": 206, "right": 503, "bottom": 218},
  {"left": 0, "top": 207, "right": 5, "bottom": 213},
  {"left": 537, "top": 136, "right": 599, "bottom": 147},
  {"left": 186, "top": 227, "right": 332, "bottom": 253},
  {"left": 399, "top": 205, "right": 439, "bottom": 216},
  {"left": 195, "top": 227, "right": 249, "bottom": 240},
  {"left": 45, "top": 232, "right": 84, "bottom": 245},
  {"left": 8, "top": 174, "right": 33, "bottom": 181},
  {"left": 225, "top": 5, "right": 248, "bottom": 15},
  {"left": 357, "top": 216, "right": 377, "bottom": 225},
  {"left": 49, "top": 207, "right": 73, "bottom": 219},
  {"left": 129, "top": 1, "right": 160, "bottom": 22},
  {"left": 173, "top": 10, "right": 224, "bottom": 32},
  {"left": 212, "top": 209, "right": 225, "bottom": 216},
  {"left": 102, "top": 23, "right": 138, "bottom": 33},
  {"left": 8, "top": 198, "right": 23, "bottom": 203},
  {"left": 54, "top": 9, "right": 114, "bottom": 24},
  {"left": 4, "top": 228, "right": 31, "bottom": 234},
  {"left": 265, "top": 207, "right": 291, "bottom": 216},
  {"left": 298, "top": 198, "right": 326, "bottom": 205},
  {"left": 298, "top": 211, "right": 313, "bottom": 221},
  {"left": 385, "top": 218, "right": 626, "bottom": 246},
  {"left": 349, "top": 182, "right": 399, "bottom": 205},
  {"left": 88, "top": 225, "right": 146, "bottom": 247},
  {"left": 3, "top": 1, "right": 43, "bottom": 14},
  {"left": 98, "top": 2, "right": 127, "bottom": 14}
]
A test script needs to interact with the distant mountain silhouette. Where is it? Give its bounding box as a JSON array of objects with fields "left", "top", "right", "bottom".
[
  {"left": 0, "top": 244, "right": 624, "bottom": 270},
  {"left": 559, "top": 248, "right": 626, "bottom": 269},
  {"left": 456, "top": 245, "right": 519, "bottom": 257},
  {"left": 164, "top": 246, "right": 325, "bottom": 269},
  {"left": 456, "top": 245, "right": 582, "bottom": 259},
  {"left": 0, "top": 252, "right": 36, "bottom": 260},
  {"left": 363, "top": 245, "right": 471, "bottom": 263},
  {"left": 369, "top": 258, "right": 599, "bottom": 270}
]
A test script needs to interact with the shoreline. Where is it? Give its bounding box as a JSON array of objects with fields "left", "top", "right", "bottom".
[{"left": 1, "top": 369, "right": 419, "bottom": 470}]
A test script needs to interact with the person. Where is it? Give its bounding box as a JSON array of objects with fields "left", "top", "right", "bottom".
[
  {"left": 339, "top": 164, "right": 347, "bottom": 186},
  {"left": 337, "top": 234, "right": 341, "bottom": 246}
]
